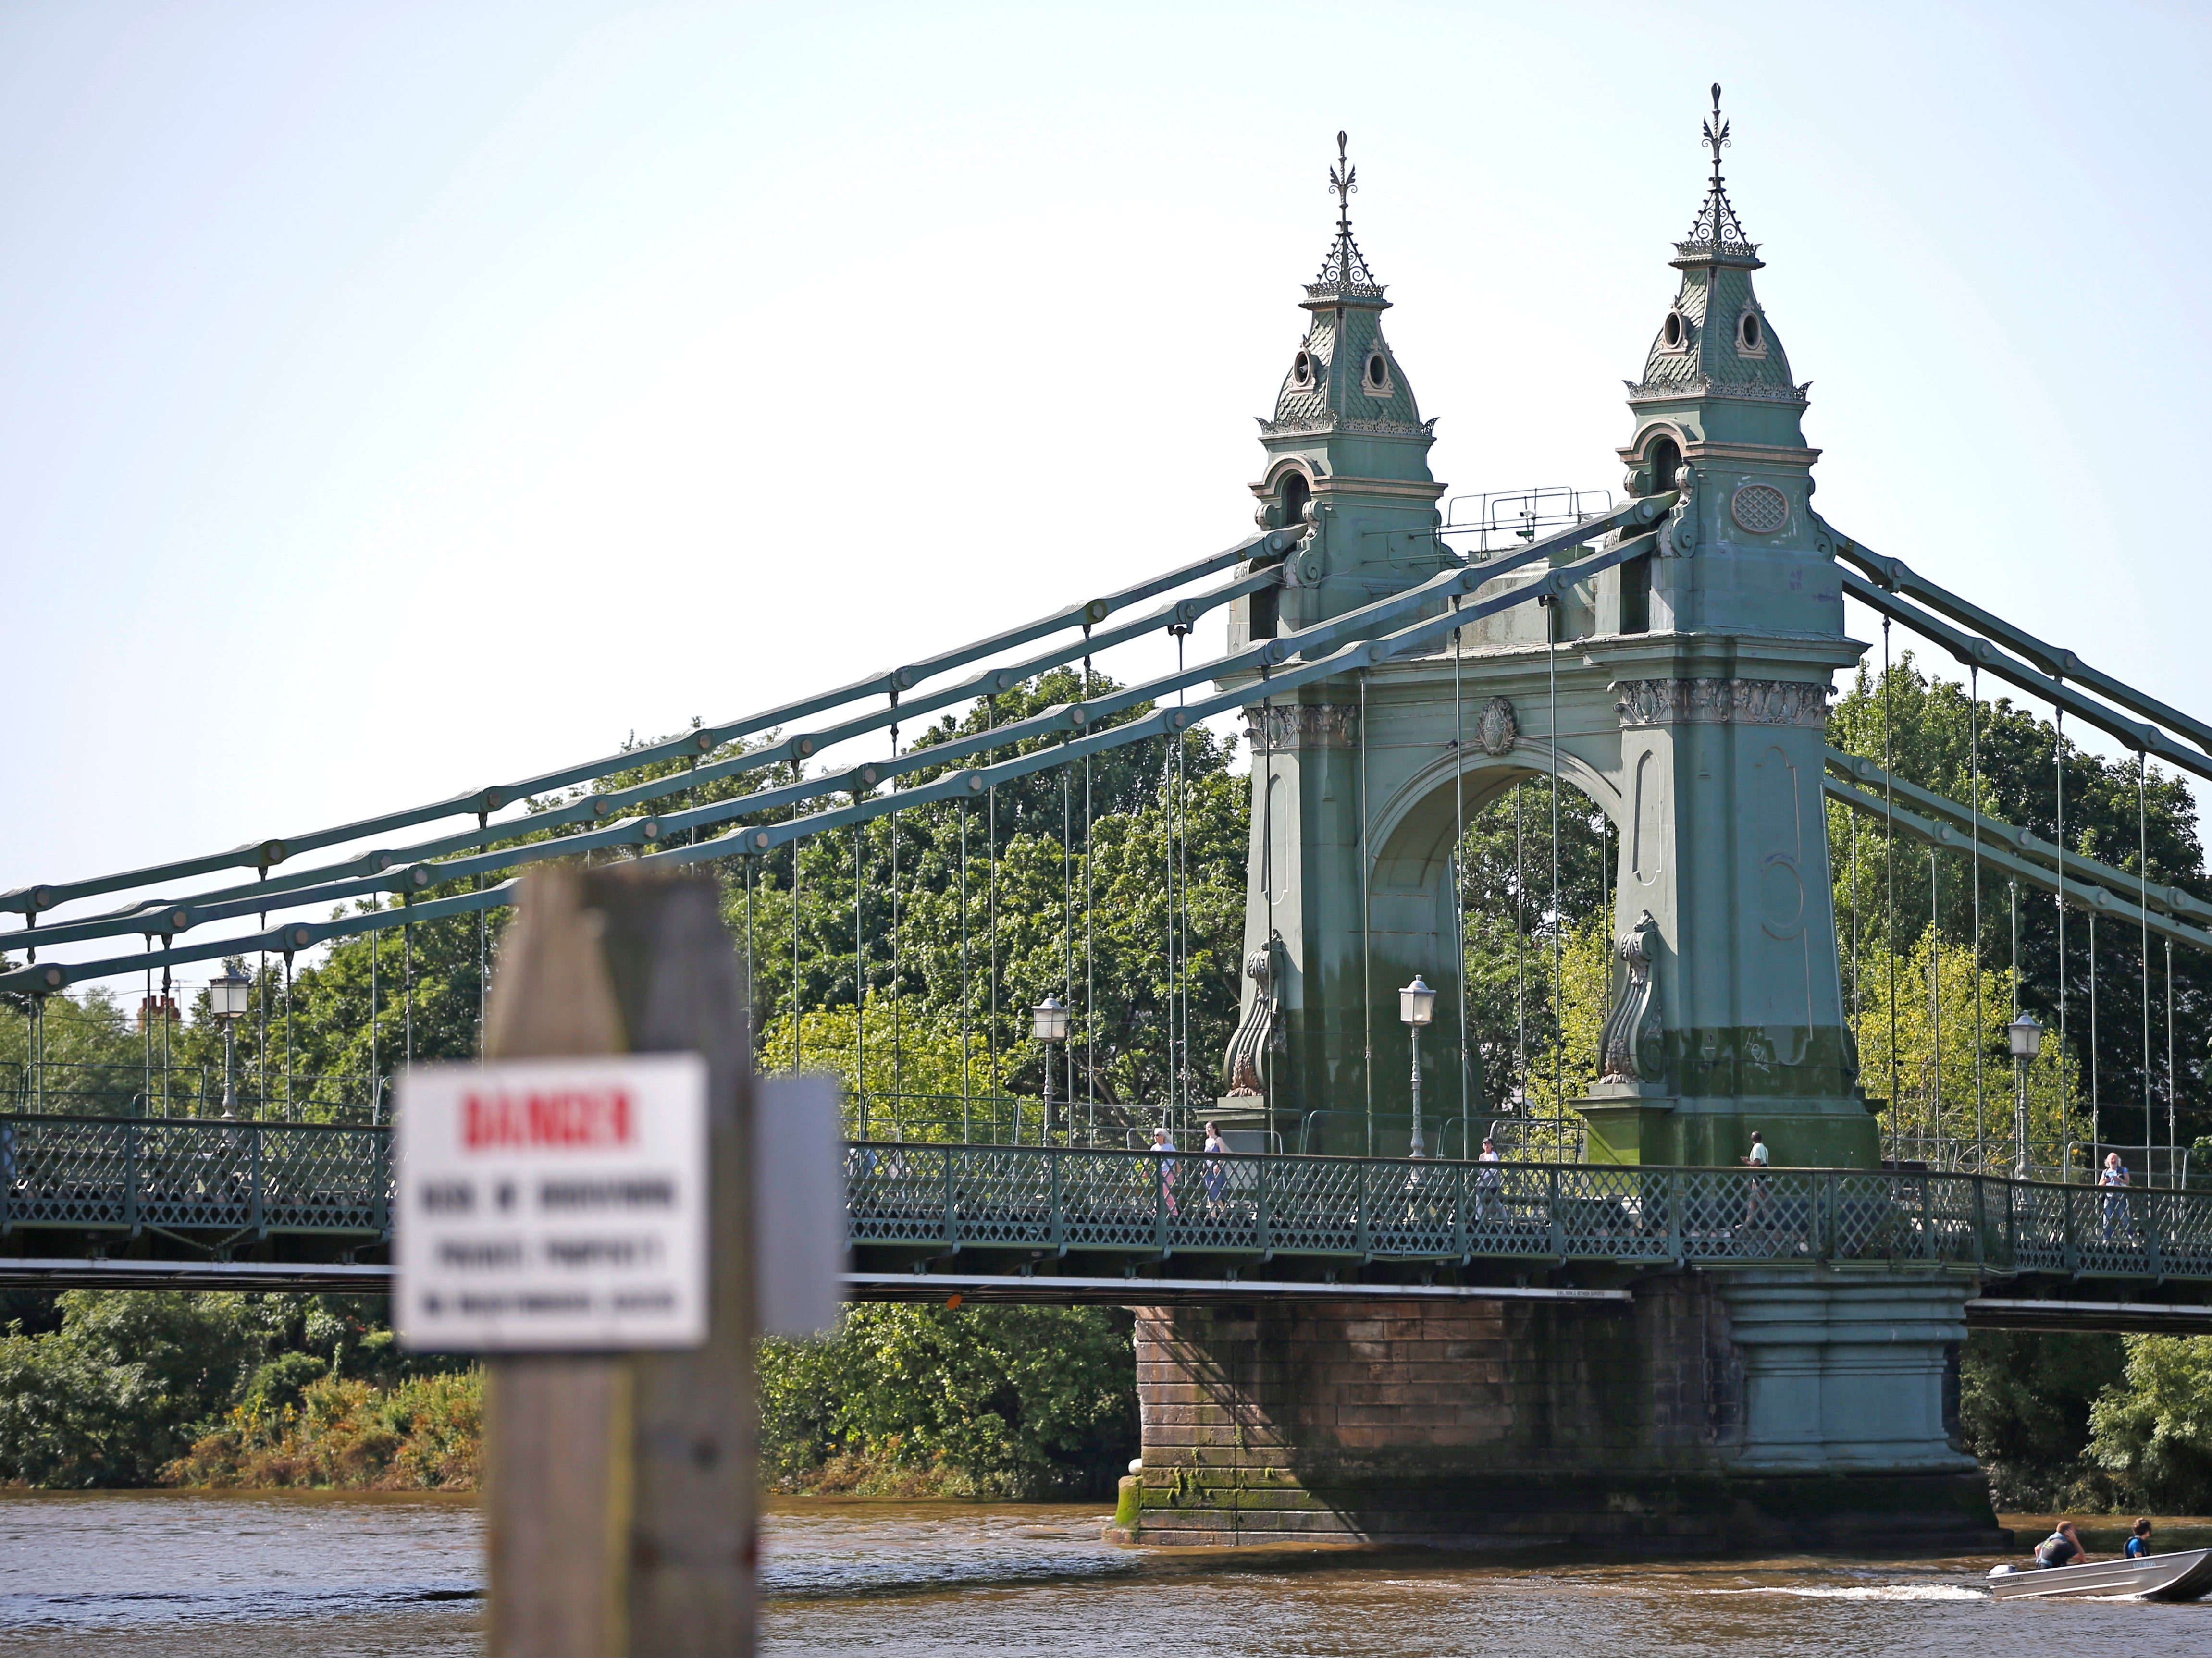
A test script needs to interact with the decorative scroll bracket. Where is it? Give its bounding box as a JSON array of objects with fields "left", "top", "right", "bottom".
[
  {"left": 1599, "top": 909, "right": 1666, "bottom": 1085},
  {"left": 1224, "top": 931, "right": 1286, "bottom": 1096}
]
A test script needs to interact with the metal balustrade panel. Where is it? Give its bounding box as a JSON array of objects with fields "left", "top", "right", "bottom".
[
  {"left": 1460, "top": 1164, "right": 1558, "bottom": 1257},
  {"left": 2073, "top": 1183, "right": 2157, "bottom": 1276},
  {"left": 2155, "top": 1189, "right": 2212, "bottom": 1277},
  {"left": 132, "top": 1121, "right": 260, "bottom": 1232},
  {"left": 1261, "top": 1154, "right": 1364, "bottom": 1254},
  {"left": 1, "top": 1118, "right": 134, "bottom": 1228},
  {"left": 1359, "top": 1159, "right": 1462, "bottom": 1257},
  {"left": 1059, "top": 1149, "right": 1176, "bottom": 1251},
  {"left": 1158, "top": 1152, "right": 1266, "bottom": 1255},
  {"left": 1674, "top": 1170, "right": 1818, "bottom": 1264},
  {"left": 2007, "top": 1181, "right": 2071, "bottom": 1274},
  {"left": 1559, "top": 1165, "right": 1675, "bottom": 1262},
  {"left": 844, "top": 1144, "right": 952, "bottom": 1245},
  {"left": 254, "top": 1126, "right": 387, "bottom": 1233},
  {"left": 949, "top": 1147, "right": 1055, "bottom": 1248}
]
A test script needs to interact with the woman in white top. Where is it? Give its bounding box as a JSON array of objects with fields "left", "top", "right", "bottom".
[
  {"left": 2100, "top": 1151, "right": 2135, "bottom": 1240},
  {"left": 1150, "top": 1127, "right": 1179, "bottom": 1215}
]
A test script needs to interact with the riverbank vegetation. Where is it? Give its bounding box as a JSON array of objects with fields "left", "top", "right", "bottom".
[
  {"left": 0, "top": 1289, "right": 467, "bottom": 1488},
  {"left": 760, "top": 1305, "right": 1137, "bottom": 1499},
  {"left": 0, "top": 1289, "right": 1134, "bottom": 1498}
]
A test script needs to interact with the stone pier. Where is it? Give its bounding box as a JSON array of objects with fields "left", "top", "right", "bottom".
[{"left": 1109, "top": 1277, "right": 2001, "bottom": 1552}]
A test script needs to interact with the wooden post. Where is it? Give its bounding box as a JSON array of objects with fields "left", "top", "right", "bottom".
[{"left": 481, "top": 865, "right": 756, "bottom": 1657}]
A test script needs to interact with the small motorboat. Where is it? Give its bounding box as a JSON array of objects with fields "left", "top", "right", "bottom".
[{"left": 1987, "top": 1547, "right": 2212, "bottom": 1601}]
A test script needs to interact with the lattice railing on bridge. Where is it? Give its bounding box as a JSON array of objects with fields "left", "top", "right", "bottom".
[
  {"left": 841, "top": 1142, "right": 2212, "bottom": 1279},
  {"left": 9, "top": 1113, "right": 2212, "bottom": 1282},
  {"left": 1, "top": 1115, "right": 389, "bottom": 1243}
]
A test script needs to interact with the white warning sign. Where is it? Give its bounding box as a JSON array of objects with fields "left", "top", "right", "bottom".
[{"left": 395, "top": 1054, "right": 708, "bottom": 1352}]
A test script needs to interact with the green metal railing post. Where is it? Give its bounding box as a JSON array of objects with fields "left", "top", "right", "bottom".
[
  {"left": 124, "top": 1120, "right": 138, "bottom": 1237},
  {"left": 1154, "top": 1152, "right": 1169, "bottom": 1253},
  {"left": 1667, "top": 1169, "right": 1682, "bottom": 1263},
  {"left": 1257, "top": 1152, "right": 1272, "bottom": 1256},
  {"left": 1355, "top": 1161, "right": 1370, "bottom": 1257},
  {"left": 248, "top": 1123, "right": 264, "bottom": 1241},
  {"left": 1971, "top": 1174, "right": 1986, "bottom": 1268},
  {"left": 942, "top": 1146, "right": 957, "bottom": 1248},
  {"left": 2145, "top": 1190, "right": 2163, "bottom": 1279},
  {"left": 1547, "top": 1165, "right": 1563, "bottom": 1260},
  {"left": 2062, "top": 1181, "right": 2079, "bottom": 1275},
  {"left": 1049, "top": 1148, "right": 1063, "bottom": 1254},
  {"left": 1452, "top": 1161, "right": 1468, "bottom": 1258},
  {"left": 375, "top": 1126, "right": 392, "bottom": 1239}
]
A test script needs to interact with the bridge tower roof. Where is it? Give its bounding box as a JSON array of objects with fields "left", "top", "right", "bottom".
[
  {"left": 1259, "top": 132, "right": 1431, "bottom": 445},
  {"left": 1243, "top": 134, "right": 1443, "bottom": 626},
  {"left": 1622, "top": 85, "right": 1813, "bottom": 470}
]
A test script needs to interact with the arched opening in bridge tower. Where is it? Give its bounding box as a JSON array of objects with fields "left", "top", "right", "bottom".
[
  {"left": 1250, "top": 475, "right": 1309, "bottom": 642},
  {"left": 1622, "top": 435, "right": 1678, "bottom": 635},
  {"left": 1344, "top": 753, "right": 1622, "bottom": 1163}
]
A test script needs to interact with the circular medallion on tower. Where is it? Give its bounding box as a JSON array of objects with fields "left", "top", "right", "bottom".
[
  {"left": 1291, "top": 349, "right": 1315, "bottom": 388},
  {"left": 1730, "top": 483, "right": 1789, "bottom": 534}
]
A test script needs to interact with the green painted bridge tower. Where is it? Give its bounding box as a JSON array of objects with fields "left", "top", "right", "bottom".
[
  {"left": 1139, "top": 103, "right": 1991, "bottom": 1554},
  {"left": 1223, "top": 107, "right": 1876, "bottom": 1173}
]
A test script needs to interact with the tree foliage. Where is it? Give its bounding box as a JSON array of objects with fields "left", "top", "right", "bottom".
[
  {"left": 0, "top": 1290, "right": 457, "bottom": 1487},
  {"left": 759, "top": 1304, "right": 1137, "bottom": 1498},
  {"left": 2086, "top": 1334, "right": 2212, "bottom": 1512},
  {"left": 1828, "top": 653, "right": 2212, "bottom": 1159}
]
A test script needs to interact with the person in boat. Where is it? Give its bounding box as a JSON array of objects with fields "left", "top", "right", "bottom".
[
  {"left": 2128, "top": 1518, "right": 2154, "bottom": 1559},
  {"left": 2034, "top": 1521, "right": 2090, "bottom": 1568}
]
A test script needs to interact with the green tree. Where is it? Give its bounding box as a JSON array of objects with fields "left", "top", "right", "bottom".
[
  {"left": 1959, "top": 1328, "right": 2127, "bottom": 1511},
  {"left": 1458, "top": 777, "right": 1612, "bottom": 1118},
  {"left": 759, "top": 1304, "right": 1137, "bottom": 1498},
  {"left": 1828, "top": 653, "right": 2212, "bottom": 1160},
  {"left": 2086, "top": 1334, "right": 2212, "bottom": 1512}
]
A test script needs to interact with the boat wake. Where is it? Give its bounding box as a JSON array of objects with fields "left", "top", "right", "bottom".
[{"left": 1702, "top": 1584, "right": 1987, "bottom": 1602}]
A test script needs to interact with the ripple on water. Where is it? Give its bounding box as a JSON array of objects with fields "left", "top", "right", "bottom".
[{"left": 5, "top": 1491, "right": 2212, "bottom": 1658}]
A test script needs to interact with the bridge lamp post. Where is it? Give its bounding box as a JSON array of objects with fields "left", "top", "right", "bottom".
[
  {"left": 2007, "top": 1012, "right": 2043, "bottom": 1179},
  {"left": 1032, "top": 995, "right": 1070, "bottom": 1144},
  {"left": 1400, "top": 976, "right": 1436, "bottom": 1158},
  {"left": 209, "top": 970, "right": 252, "bottom": 1119}
]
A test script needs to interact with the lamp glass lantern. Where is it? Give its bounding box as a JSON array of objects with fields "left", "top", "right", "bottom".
[
  {"left": 2006, "top": 1013, "right": 2043, "bottom": 1061},
  {"left": 1399, "top": 976, "right": 1435, "bottom": 1160},
  {"left": 1032, "top": 995, "right": 1069, "bottom": 1145},
  {"left": 209, "top": 971, "right": 252, "bottom": 1022},
  {"left": 209, "top": 970, "right": 251, "bottom": 1118},
  {"left": 1398, "top": 976, "right": 1436, "bottom": 1029}
]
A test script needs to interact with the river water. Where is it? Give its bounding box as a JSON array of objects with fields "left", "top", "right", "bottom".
[{"left": 4, "top": 1491, "right": 2211, "bottom": 1655}]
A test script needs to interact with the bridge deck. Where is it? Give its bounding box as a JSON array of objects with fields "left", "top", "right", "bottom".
[{"left": 3, "top": 1116, "right": 2209, "bottom": 1325}]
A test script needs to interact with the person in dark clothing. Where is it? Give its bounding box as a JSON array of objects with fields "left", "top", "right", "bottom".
[{"left": 2034, "top": 1521, "right": 2090, "bottom": 1568}]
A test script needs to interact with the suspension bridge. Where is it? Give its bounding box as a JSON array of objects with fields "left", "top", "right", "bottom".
[{"left": 5, "top": 97, "right": 2209, "bottom": 1545}]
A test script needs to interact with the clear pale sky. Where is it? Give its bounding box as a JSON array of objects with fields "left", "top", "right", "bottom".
[{"left": 4, "top": 2, "right": 2208, "bottom": 987}]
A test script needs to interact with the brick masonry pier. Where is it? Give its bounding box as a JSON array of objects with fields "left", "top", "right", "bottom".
[{"left": 1110, "top": 1274, "right": 2002, "bottom": 1552}]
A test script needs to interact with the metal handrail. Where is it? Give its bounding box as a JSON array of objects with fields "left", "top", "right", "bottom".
[{"left": 7, "top": 1112, "right": 2211, "bottom": 1284}]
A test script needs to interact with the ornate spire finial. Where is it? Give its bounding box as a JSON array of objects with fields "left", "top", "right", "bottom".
[
  {"left": 1681, "top": 82, "right": 1754, "bottom": 258},
  {"left": 1310, "top": 130, "right": 1381, "bottom": 298},
  {"left": 1329, "top": 130, "right": 1357, "bottom": 233}
]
